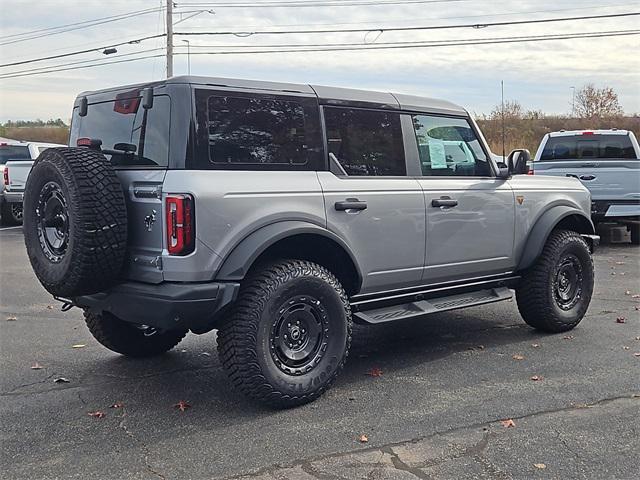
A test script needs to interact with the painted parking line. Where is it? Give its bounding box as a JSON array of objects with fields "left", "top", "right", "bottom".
[{"left": 0, "top": 226, "right": 22, "bottom": 231}]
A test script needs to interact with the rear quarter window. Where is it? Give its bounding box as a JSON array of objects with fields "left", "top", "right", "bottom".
[{"left": 540, "top": 134, "right": 637, "bottom": 160}]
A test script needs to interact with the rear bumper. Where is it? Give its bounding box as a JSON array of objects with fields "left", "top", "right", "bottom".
[
  {"left": 592, "top": 200, "right": 640, "bottom": 220},
  {"left": 4, "top": 191, "right": 24, "bottom": 203},
  {"left": 73, "top": 280, "right": 240, "bottom": 333}
]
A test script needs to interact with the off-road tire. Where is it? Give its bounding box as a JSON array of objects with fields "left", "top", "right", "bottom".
[
  {"left": 217, "top": 260, "right": 352, "bottom": 408},
  {"left": 23, "top": 148, "right": 127, "bottom": 297},
  {"left": 84, "top": 311, "right": 187, "bottom": 358},
  {"left": 1, "top": 202, "right": 22, "bottom": 225},
  {"left": 516, "top": 229, "right": 594, "bottom": 333},
  {"left": 630, "top": 225, "right": 640, "bottom": 245}
]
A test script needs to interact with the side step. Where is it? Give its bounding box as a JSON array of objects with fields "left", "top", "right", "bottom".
[{"left": 353, "top": 287, "right": 512, "bottom": 324}]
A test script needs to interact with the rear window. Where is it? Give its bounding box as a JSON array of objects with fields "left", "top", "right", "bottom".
[
  {"left": 69, "top": 93, "right": 171, "bottom": 167},
  {"left": 540, "top": 134, "right": 637, "bottom": 160},
  {"left": 0, "top": 145, "right": 30, "bottom": 164}
]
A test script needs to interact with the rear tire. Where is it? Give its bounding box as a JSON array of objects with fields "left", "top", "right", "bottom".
[
  {"left": 1, "top": 202, "right": 22, "bottom": 226},
  {"left": 516, "top": 230, "right": 594, "bottom": 333},
  {"left": 84, "top": 311, "right": 187, "bottom": 358},
  {"left": 23, "top": 148, "right": 127, "bottom": 297},
  {"left": 217, "top": 260, "right": 352, "bottom": 408}
]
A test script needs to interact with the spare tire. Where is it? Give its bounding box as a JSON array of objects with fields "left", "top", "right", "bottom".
[{"left": 23, "top": 147, "right": 128, "bottom": 297}]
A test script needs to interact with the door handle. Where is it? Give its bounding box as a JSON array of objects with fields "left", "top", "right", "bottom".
[
  {"left": 335, "top": 198, "right": 367, "bottom": 211},
  {"left": 431, "top": 197, "right": 458, "bottom": 208}
]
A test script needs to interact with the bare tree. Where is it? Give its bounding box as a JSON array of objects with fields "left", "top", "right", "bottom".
[{"left": 575, "top": 84, "right": 623, "bottom": 118}]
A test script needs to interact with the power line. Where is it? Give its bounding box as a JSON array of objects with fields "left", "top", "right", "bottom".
[
  {"left": 1, "top": 29, "right": 636, "bottom": 80},
  {"left": 0, "top": 34, "right": 165, "bottom": 68},
  {"left": 0, "top": 7, "right": 164, "bottom": 46},
  {"left": 176, "top": 0, "right": 468, "bottom": 7},
  {"left": 174, "top": 11, "right": 640, "bottom": 36},
  {"left": 172, "top": 29, "right": 640, "bottom": 54}
]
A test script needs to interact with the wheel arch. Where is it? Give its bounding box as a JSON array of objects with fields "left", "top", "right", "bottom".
[
  {"left": 215, "top": 221, "right": 363, "bottom": 296},
  {"left": 517, "top": 206, "right": 595, "bottom": 271}
]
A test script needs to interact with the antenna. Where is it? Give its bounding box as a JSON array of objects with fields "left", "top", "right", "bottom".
[{"left": 501, "top": 80, "right": 506, "bottom": 161}]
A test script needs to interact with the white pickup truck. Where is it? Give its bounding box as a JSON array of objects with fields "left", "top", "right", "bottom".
[
  {"left": 530, "top": 129, "right": 640, "bottom": 244},
  {"left": 1, "top": 141, "right": 65, "bottom": 225}
]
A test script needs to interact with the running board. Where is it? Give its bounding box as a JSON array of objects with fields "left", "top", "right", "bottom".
[{"left": 353, "top": 287, "right": 513, "bottom": 324}]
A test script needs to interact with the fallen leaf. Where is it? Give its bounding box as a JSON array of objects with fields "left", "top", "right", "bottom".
[
  {"left": 358, "top": 434, "right": 369, "bottom": 443},
  {"left": 563, "top": 335, "right": 574, "bottom": 340},
  {"left": 88, "top": 411, "right": 105, "bottom": 418},
  {"left": 110, "top": 402, "right": 124, "bottom": 408},
  {"left": 616, "top": 317, "right": 626, "bottom": 324},
  {"left": 530, "top": 375, "right": 543, "bottom": 381},
  {"left": 71, "top": 344, "right": 86, "bottom": 349},
  {"left": 53, "top": 377, "right": 70, "bottom": 383},
  {"left": 366, "top": 368, "right": 383, "bottom": 377},
  {"left": 6, "top": 315, "right": 17, "bottom": 322},
  {"left": 531, "top": 343, "right": 541, "bottom": 348},
  {"left": 534, "top": 463, "right": 547, "bottom": 470},
  {"left": 173, "top": 400, "right": 191, "bottom": 412},
  {"left": 31, "top": 362, "right": 44, "bottom": 370},
  {"left": 501, "top": 419, "right": 516, "bottom": 428},
  {"left": 512, "top": 354, "right": 524, "bottom": 360}
]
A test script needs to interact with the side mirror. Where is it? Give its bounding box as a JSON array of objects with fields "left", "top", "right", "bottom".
[
  {"left": 507, "top": 149, "right": 531, "bottom": 175},
  {"left": 142, "top": 88, "right": 154, "bottom": 110}
]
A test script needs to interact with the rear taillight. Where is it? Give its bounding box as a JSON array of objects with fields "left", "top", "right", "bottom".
[
  {"left": 166, "top": 194, "right": 195, "bottom": 255},
  {"left": 3, "top": 167, "right": 8, "bottom": 185}
]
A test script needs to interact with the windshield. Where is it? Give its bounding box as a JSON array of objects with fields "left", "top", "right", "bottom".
[
  {"left": 69, "top": 93, "right": 170, "bottom": 167},
  {"left": 540, "top": 134, "right": 637, "bottom": 160},
  {"left": 0, "top": 145, "right": 30, "bottom": 165}
]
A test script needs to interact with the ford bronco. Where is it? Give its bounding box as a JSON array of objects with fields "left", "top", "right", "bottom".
[{"left": 23, "top": 76, "right": 598, "bottom": 407}]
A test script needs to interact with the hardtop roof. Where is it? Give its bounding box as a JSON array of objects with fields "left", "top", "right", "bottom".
[{"left": 78, "top": 75, "right": 467, "bottom": 116}]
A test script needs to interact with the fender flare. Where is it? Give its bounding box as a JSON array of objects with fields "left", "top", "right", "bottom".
[
  {"left": 215, "top": 220, "right": 363, "bottom": 287},
  {"left": 517, "top": 205, "right": 595, "bottom": 271}
]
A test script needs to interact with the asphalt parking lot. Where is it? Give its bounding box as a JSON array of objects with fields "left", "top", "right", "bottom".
[{"left": 1, "top": 225, "right": 639, "bottom": 480}]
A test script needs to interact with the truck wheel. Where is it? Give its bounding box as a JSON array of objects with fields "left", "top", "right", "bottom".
[
  {"left": 516, "top": 230, "right": 594, "bottom": 333},
  {"left": 630, "top": 225, "right": 640, "bottom": 245},
  {"left": 1, "top": 202, "right": 22, "bottom": 225},
  {"left": 23, "top": 148, "right": 127, "bottom": 297},
  {"left": 217, "top": 260, "right": 352, "bottom": 408},
  {"left": 84, "top": 311, "right": 187, "bottom": 358}
]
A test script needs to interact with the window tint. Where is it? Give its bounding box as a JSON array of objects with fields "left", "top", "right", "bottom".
[
  {"left": 70, "top": 93, "right": 170, "bottom": 167},
  {"left": 207, "top": 96, "right": 308, "bottom": 165},
  {"left": 540, "top": 134, "right": 637, "bottom": 160},
  {"left": 324, "top": 107, "right": 405, "bottom": 176},
  {"left": 412, "top": 115, "right": 491, "bottom": 177},
  {"left": 0, "top": 145, "right": 30, "bottom": 164}
]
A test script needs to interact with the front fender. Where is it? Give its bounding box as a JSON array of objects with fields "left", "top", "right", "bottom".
[
  {"left": 215, "top": 220, "right": 363, "bottom": 284},
  {"left": 517, "top": 205, "right": 594, "bottom": 271}
]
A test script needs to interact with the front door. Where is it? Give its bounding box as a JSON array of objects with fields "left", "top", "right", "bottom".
[
  {"left": 409, "top": 113, "right": 516, "bottom": 284},
  {"left": 318, "top": 106, "right": 425, "bottom": 294}
]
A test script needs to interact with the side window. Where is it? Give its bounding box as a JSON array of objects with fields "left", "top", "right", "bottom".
[
  {"left": 412, "top": 115, "right": 491, "bottom": 177},
  {"left": 324, "top": 107, "right": 406, "bottom": 176},
  {"left": 207, "top": 95, "right": 307, "bottom": 165}
]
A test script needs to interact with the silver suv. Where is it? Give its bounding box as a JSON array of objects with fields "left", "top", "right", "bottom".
[{"left": 22, "top": 76, "right": 598, "bottom": 407}]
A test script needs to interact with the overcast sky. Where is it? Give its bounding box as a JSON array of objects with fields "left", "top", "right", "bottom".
[{"left": 0, "top": 0, "right": 638, "bottom": 122}]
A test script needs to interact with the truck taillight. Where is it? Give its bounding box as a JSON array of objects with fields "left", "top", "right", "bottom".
[
  {"left": 3, "top": 166, "right": 8, "bottom": 185},
  {"left": 166, "top": 194, "right": 195, "bottom": 255}
]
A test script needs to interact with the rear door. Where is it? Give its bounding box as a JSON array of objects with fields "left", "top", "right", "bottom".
[
  {"left": 409, "top": 114, "right": 516, "bottom": 283},
  {"left": 318, "top": 106, "right": 425, "bottom": 294},
  {"left": 533, "top": 132, "right": 640, "bottom": 203},
  {"left": 69, "top": 91, "right": 173, "bottom": 283}
]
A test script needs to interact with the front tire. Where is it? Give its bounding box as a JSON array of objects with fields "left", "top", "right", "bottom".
[
  {"left": 217, "top": 260, "right": 352, "bottom": 408},
  {"left": 84, "top": 311, "right": 187, "bottom": 358},
  {"left": 516, "top": 230, "right": 594, "bottom": 333}
]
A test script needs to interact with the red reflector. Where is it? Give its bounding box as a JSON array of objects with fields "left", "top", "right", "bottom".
[
  {"left": 166, "top": 194, "right": 195, "bottom": 255},
  {"left": 582, "top": 131, "right": 595, "bottom": 135}
]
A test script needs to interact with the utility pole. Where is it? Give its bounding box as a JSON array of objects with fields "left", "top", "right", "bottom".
[{"left": 166, "top": 0, "right": 173, "bottom": 78}]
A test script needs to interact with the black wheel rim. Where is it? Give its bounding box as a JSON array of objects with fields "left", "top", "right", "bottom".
[
  {"left": 270, "top": 295, "right": 329, "bottom": 376},
  {"left": 553, "top": 254, "right": 583, "bottom": 310},
  {"left": 11, "top": 203, "right": 22, "bottom": 221},
  {"left": 36, "top": 181, "right": 69, "bottom": 263}
]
